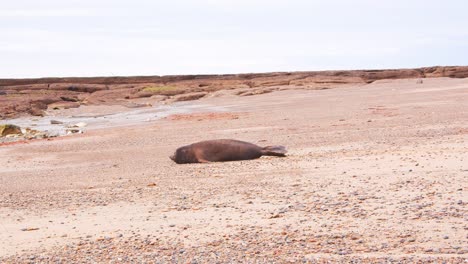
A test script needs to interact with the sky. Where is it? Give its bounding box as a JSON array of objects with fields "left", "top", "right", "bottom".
[{"left": 1, "top": 0, "right": 467, "bottom": 78}]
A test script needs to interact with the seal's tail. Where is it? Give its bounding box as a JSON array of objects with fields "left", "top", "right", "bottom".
[{"left": 261, "top": 145, "right": 287, "bottom": 157}]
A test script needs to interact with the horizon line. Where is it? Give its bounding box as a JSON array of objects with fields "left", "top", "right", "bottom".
[{"left": 1, "top": 65, "right": 466, "bottom": 81}]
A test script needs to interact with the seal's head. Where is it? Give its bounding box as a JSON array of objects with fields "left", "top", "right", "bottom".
[{"left": 169, "top": 146, "right": 197, "bottom": 164}]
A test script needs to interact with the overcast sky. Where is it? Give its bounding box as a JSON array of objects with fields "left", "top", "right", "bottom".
[{"left": 1, "top": 0, "right": 467, "bottom": 78}]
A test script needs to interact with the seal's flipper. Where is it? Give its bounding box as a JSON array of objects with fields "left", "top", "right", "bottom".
[{"left": 261, "top": 146, "right": 287, "bottom": 157}]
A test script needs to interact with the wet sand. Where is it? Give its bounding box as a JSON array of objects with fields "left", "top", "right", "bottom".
[
  {"left": 2, "top": 102, "right": 230, "bottom": 139},
  {"left": 0, "top": 78, "right": 467, "bottom": 263}
]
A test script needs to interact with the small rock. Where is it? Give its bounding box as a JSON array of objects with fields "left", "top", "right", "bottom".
[
  {"left": 21, "top": 227, "right": 39, "bottom": 231},
  {"left": 66, "top": 129, "right": 83, "bottom": 134},
  {"left": 50, "top": 120, "right": 64, "bottom": 125},
  {"left": 269, "top": 213, "right": 282, "bottom": 219},
  {"left": 0, "top": 124, "right": 22, "bottom": 137},
  {"left": 73, "top": 122, "right": 87, "bottom": 128}
]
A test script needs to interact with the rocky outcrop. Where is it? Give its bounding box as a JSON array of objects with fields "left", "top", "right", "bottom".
[
  {"left": 1, "top": 66, "right": 467, "bottom": 119},
  {"left": 169, "top": 92, "right": 208, "bottom": 102}
]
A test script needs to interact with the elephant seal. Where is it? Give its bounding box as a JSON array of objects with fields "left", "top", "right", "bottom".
[{"left": 170, "top": 139, "right": 287, "bottom": 164}]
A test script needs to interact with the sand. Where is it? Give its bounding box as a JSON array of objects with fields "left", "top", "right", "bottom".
[{"left": 0, "top": 77, "right": 467, "bottom": 263}]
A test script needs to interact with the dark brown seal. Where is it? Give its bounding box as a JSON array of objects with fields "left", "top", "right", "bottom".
[{"left": 170, "top": 139, "right": 287, "bottom": 164}]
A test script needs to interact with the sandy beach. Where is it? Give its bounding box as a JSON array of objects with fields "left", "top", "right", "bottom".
[{"left": 0, "top": 77, "right": 467, "bottom": 263}]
